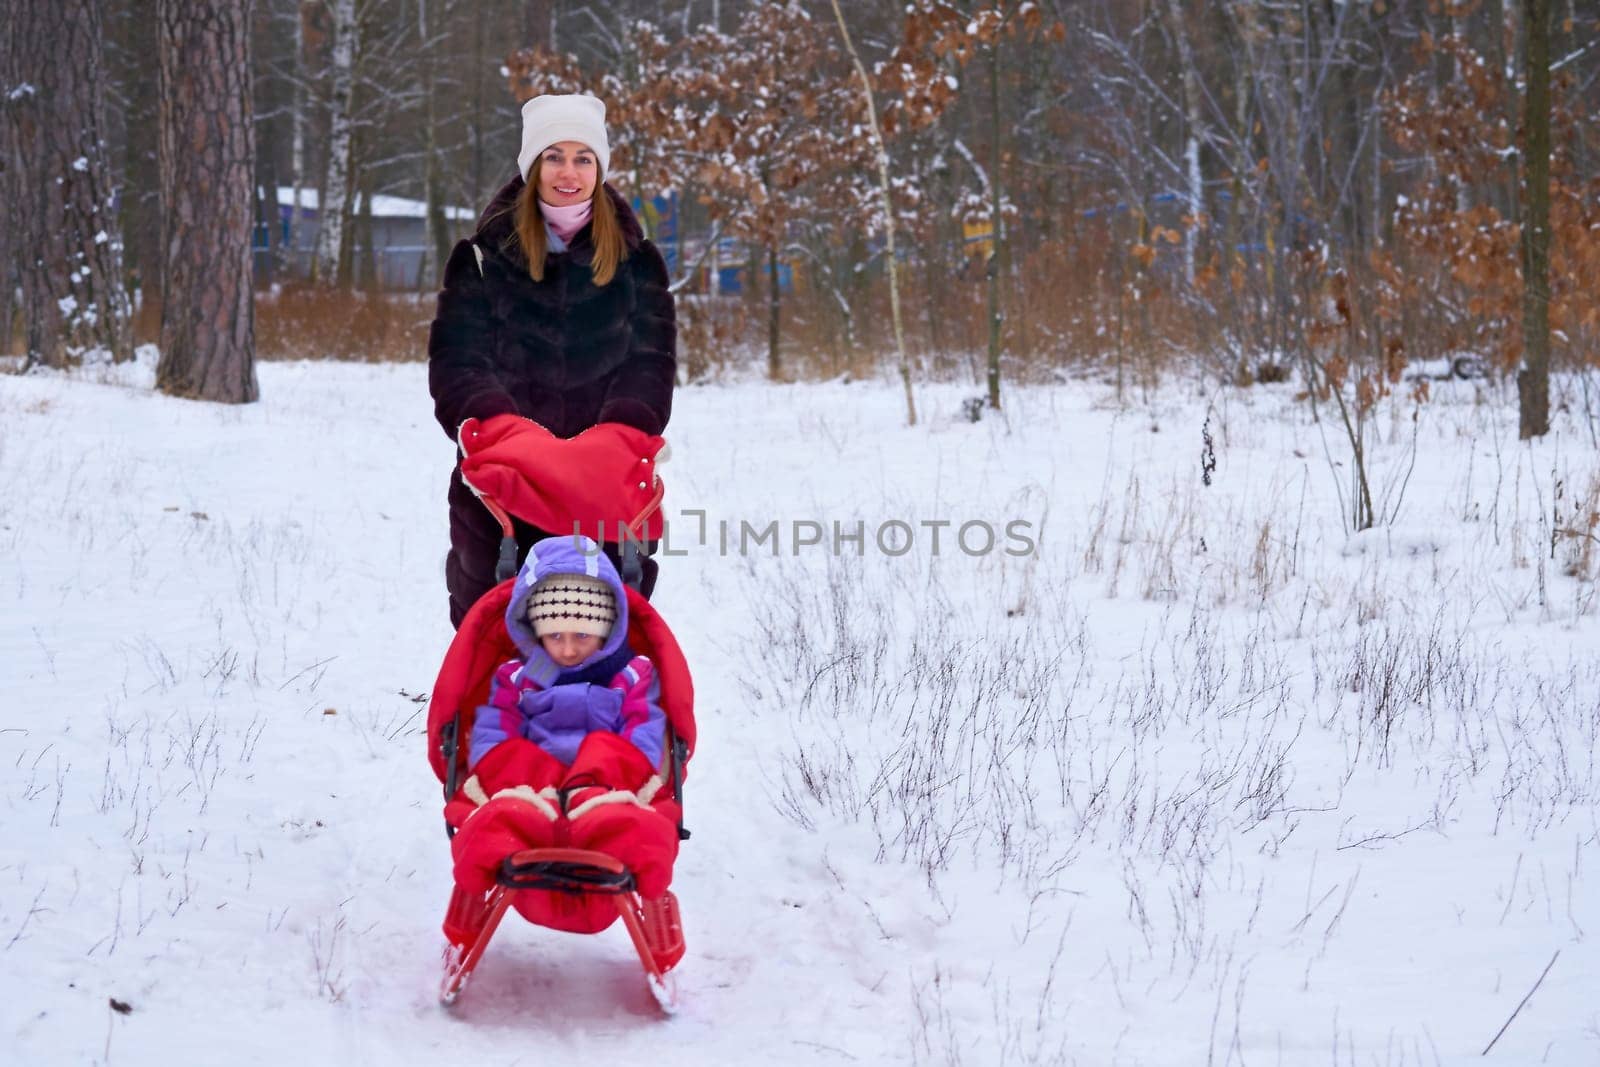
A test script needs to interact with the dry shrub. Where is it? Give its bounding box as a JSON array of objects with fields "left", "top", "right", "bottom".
[
  {"left": 705, "top": 214, "right": 1220, "bottom": 387},
  {"left": 1380, "top": 33, "right": 1600, "bottom": 377},
  {"left": 1559, "top": 471, "right": 1600, "bottom": 583},
  {"left": 255, "top": 286, "right": 433, "bottom": 362},
  {"left": 129, "top": 290, "right": 163, "bottom": 348},
  {"left": 677, "top": 295, "right": 758, "bottom": 381}
]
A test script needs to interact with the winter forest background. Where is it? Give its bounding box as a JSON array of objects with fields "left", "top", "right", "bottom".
[
  {"left": 4, "top": 0, "right": 1598, "bottom": 433},
  {"left": 6, "top": 3, "right": 1600, "bottom": 1063}
]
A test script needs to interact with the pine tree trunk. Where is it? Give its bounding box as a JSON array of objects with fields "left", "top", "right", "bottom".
[
  {"left": 109, "top": 1, "right": 163, "bottom": 341},
  {"left": 4, "top": 0, "right": 133, "bottom": 367},
  {"left": 524, "top": 0, "right": 554, "bottom": 47},
  {"left": 313, "top": 0, "right": 356, "bottom": 287},
  {"left": 1517, "top": 0, "right": 1551, "bottom": 439},
  {"left": 155, "top": 0, "right": 258, "bottom": 404}
]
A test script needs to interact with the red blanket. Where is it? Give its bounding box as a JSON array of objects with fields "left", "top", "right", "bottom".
[{"left": 447, "top": 767, "right": 682, "bottom": 932}]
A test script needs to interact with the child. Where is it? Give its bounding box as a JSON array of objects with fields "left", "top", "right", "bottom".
[{"left": 463, "top": 535, "right": 668, "bottom": 824}]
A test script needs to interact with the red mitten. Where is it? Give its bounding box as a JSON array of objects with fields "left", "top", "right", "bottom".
[
  {"left": 567, "top": 802, "right": 679, "bottom": 899},
  {"left": 559, "top": 732, "right": 679, "bottom": 898},
  {"left": 561, "top": 731, "right": 658, "bottom": 794},
  {"left": 449, "top": 793, "right": 561, "bottom": 893},
  {"left": 469, "top": 737, "right": 567, "bottom": 797},
  {"left": 458, "top": 416, "right": 666, "bottom": 539}
]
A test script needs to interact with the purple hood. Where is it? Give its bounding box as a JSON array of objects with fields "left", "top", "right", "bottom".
[{"left": 505, "top": 536, "right": 632, "bottom": 688}]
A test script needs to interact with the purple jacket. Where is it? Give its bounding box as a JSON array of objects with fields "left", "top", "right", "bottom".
[{"left": 469, "top": 537, "right": 665, "bottom": 770}]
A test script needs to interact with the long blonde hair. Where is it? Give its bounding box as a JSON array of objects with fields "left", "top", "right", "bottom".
[{"left": 514, "top": 163, "right": 627, "bottom": 286}]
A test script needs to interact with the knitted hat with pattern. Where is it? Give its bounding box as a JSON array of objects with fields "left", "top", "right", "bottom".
[{"left": 526, "top": 573, "right": 616, "bottom": 638}]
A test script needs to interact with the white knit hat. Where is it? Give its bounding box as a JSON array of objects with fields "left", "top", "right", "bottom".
[
  {"left": 526, "top": 573, "right": 616, "bottom": 638},
  {"left": 517, "top": 94, "right": 611, "bottom": 182}
]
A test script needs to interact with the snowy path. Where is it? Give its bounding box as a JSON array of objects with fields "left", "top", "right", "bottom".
[{"left": 2, "top": 356, "right": 1597, "bottom": 1065}]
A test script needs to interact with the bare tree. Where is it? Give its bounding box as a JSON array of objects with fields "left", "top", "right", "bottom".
[
  {"left": 984, "top": 26, "right": 1005, "bottom": 410},
  {"left": 671, "top": 2, "right": 869, "bottom": 381},
  {"left": 0, "top": 72, "right": 14, "bottom": 356},
  {"left": 291, "top": 2, "right": 310, "bottom": 258},
  {"left": 828, "top": 0, "right": 916, "bottom": 426},
  {"left": 1518, "top": 0, "right": 1551, "bottom": 439},
  {"left": 44, "top": 0, "right": 1592, "bottom": 406},
  {"left": 1161, "top": 0, "right": 1203, "bottom": 285},
  {"left": 2, "top": 0, "right": 133, "bottom": 368},
  {"left": 311, "top": 0, "right": 357, "bottom": 285},
  {"left": 156, "top": 0, "right": 259, "bottom": 403},
  {"left": 419, "top": 0, "right": 453, "bottom": 285}
]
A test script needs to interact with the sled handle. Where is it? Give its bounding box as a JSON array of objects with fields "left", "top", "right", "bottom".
[
  {"left": 671, "top": 735, "right": 690, "bottom": 841},
  {"left": 441, "top": 715, "right": 461, "bottom": 798},
  {"left": 440, "top": 715, "right": 463, "bottom": 838},
  {"left": 494, "top": 535, "right": 519, "bottom": 583},
  {"left": 498, "top": 848, "right": 636, "bottom": 893}
]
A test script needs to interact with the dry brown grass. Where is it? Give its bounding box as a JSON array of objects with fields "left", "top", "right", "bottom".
[
  {"left": 722, "top": 217, "right": 1217, "bottom": 387},
  {"left": 1559, "top": 470, "right": 1600, "bottom": 582},
  {"left": 255, "top": 286, "right": 434, "bottom": 362}
]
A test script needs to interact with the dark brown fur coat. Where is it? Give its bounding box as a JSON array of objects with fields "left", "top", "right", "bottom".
[
  {"left": 427, "top": 177, "right": 676, "bottom": 440},
  {"left": 429, "top": 176, "right": 676, "bottom": 626}
]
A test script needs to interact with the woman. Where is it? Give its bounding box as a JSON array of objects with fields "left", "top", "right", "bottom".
[{"left": 429, "top": 94, "right": 676, "bottom": 628}]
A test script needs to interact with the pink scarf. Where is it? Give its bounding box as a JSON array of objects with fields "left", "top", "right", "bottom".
[{"left": 539, "top": 198, "right": 593, "bottom": 244}]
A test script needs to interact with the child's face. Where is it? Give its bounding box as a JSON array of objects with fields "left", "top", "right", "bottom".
[{"left": 539, "top": 631, "right": 603, "bottom": 667}]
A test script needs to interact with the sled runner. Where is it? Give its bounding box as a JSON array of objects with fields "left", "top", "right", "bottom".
[{"left": 426, "top": 415, "right": 694, "bottom": 1012}]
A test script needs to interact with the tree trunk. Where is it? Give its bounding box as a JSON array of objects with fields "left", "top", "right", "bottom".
[
  {"left": 4, "top": 0, "right": 133, "bottom": 367},
  {"left": 767, "top": 242, "right": 782, "bottom": 381},
  {"left": 312, "top": 0, "right": 356, "bottom": 287},
  {"left": 108, "top": 0, "right": 163, "bottom": 340},
  {"left": 470, "top": 10, "right": 487, "bottom": 205},
  {"left": 524, "top": 0, "right": 555, "bottom": 48},
  {"left": 828, "top": 0, "right": 914, "bottom": 425},
  {"left": 259, "top": 127, "right": 281, "bottom": 287},
  {"left": 420, "top": 0, "right": 452, "bottom": 287},
  {"left": 1517, "top": 0, "right": 1550, "bottom": 439},
  {"left": 156, "top": 0, "right": 258, "bottom": 404},
  {"left": 0, "top": 109, "right": 13, "bottom": 356},
  {"left": 923, "top": 231, "right": 945, "bottom": 360},
  {"left": 1484, "top": 0, "right": 1521, "bottom": 228},
  {"left": 289, "top": 0, "right": 307, "bottom": 275},
  {"left": 1163, "top": 0, "right": 1203, "bottom": 285},
  {"left": 985, "top": 38, "right": 1003, "bottom": 410},
  {"left": 356, "top": 173, "right": 376, "bottom": 291},
  {"left": 1221, "top": 14, "right": 1249, "bottom": 380}
]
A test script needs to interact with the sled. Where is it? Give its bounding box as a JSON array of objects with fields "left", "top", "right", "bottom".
[
  {"left": 439, "top": 849, "right": 686, "bottom": 1012},
  {"left": 427, "top": 416, "right": 694, "bottom": 1013}
]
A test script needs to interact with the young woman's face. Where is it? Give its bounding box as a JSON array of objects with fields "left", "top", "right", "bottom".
[
  {"left": 539, "top": 631, "right": 603, "bottom": 667},
  {"left": 535, "top": 141, "right": 599, "bottom": 206}
]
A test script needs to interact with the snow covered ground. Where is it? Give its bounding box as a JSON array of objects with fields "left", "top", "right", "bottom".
[{"left": 2, "top": 350, "right": 1597, "bottom": 1065}]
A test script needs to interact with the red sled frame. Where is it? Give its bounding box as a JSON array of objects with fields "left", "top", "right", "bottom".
[{"left": 440, "top": 848, "right": 686, "bottom": 1013}]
